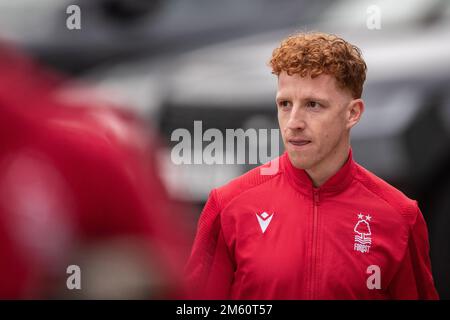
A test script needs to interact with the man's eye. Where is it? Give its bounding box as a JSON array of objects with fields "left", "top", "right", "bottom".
[
  {"left": 307, "top": 101, "right": 320, "bottom": 108},
  {"left": 278, "top": 101, "right": 290, "bottom": 108}
]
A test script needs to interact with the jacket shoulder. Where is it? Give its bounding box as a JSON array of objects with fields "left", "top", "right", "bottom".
[
  {"left": 213, "top": 157, "right": 282, "bottom": 210},
  {"left": 354, "top": 163, "right": 419, "bottom": 224}
]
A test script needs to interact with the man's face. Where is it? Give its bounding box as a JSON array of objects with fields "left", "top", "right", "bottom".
[{"left": 276, "top": 72, "right": 355, "bottom": 171}]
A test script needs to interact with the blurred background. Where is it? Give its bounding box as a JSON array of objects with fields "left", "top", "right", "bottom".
[{"left": 0, "top": 0, "right": 449, "bottom": 298}]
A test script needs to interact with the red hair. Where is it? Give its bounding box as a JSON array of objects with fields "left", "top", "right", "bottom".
[{"left": 269, "top": 32, "right": 367, "bottom": 98}]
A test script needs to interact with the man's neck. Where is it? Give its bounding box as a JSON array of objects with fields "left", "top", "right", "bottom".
[{"left": 306, "top": 144, "right": 350, "bottom": 188}]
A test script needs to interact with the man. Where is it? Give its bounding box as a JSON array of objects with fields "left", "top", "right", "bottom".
[{"left": 185, "top": 32, "right": 439, "bottom": 299}]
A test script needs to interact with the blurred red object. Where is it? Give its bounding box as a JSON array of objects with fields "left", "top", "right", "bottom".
[{"left": 0, "top": 43, "right": 193, "bottom": 299}]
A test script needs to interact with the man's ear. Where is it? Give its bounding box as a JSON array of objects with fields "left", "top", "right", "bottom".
[{"left": 346, "top": 99, "right": 364, "bottom": 129}]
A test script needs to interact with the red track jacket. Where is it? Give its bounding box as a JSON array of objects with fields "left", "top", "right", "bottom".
[{"left": 185, "top": 150, "right": 439, "bottom": 299}]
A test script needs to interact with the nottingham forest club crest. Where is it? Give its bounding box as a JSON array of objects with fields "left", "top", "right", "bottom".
[{"left": 354, "top": 213, "right": 372, "bottom": 253}]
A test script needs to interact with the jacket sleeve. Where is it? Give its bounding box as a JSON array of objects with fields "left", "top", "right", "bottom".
[
  {"left": 184, "top": 189, "right": 235, "bottom": 299},
  {"left": 388, "top": 205, "right": 439, "bottom": 299}
]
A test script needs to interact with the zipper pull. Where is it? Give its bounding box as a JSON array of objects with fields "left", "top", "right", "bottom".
[{"left": 313, "top": 190, "right": 320, "bottom": 205}]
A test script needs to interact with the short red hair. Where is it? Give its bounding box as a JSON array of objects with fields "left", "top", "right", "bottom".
[{"left": 269, "top": 32, "right": 367, "bottom": 98}]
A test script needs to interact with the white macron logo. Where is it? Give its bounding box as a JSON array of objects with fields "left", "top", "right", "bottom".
[{"left": 256, "top": 211, "right": 274, "bottom": 234}]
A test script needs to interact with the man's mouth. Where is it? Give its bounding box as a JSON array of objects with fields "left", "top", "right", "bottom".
[{"left": 288, "top": 139, "right": 311, "bottom": 147}]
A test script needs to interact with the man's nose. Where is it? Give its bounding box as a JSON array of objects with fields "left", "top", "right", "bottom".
[{"left": 286, "top": 105, "right": 306, "bottom": 131}]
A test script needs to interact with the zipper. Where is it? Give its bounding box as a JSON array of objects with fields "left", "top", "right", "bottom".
[{"left": 310, "top": 188, "right": 320, "bottom": 299}]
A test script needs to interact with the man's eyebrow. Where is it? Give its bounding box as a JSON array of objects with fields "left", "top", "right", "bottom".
[
  {"left": 304, "top": 96, "right": 330, "bottom": 105},
  {"left": 275, "top": 91, "right": 293, "bottom": 101},
  {"left": 275, "top": 95, "right": 288, "bottom": 101},
  {"left": 275, "top": 94, "right": 331, "bottom": 105}
]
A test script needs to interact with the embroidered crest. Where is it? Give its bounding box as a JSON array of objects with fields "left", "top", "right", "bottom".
[{"left": 354, "top": 213, "right": 372, "bottom": 253}]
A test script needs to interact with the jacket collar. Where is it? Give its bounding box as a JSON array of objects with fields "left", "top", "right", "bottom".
[{"left": 282, "top": 148, "right": 356, "bottom": 197}]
